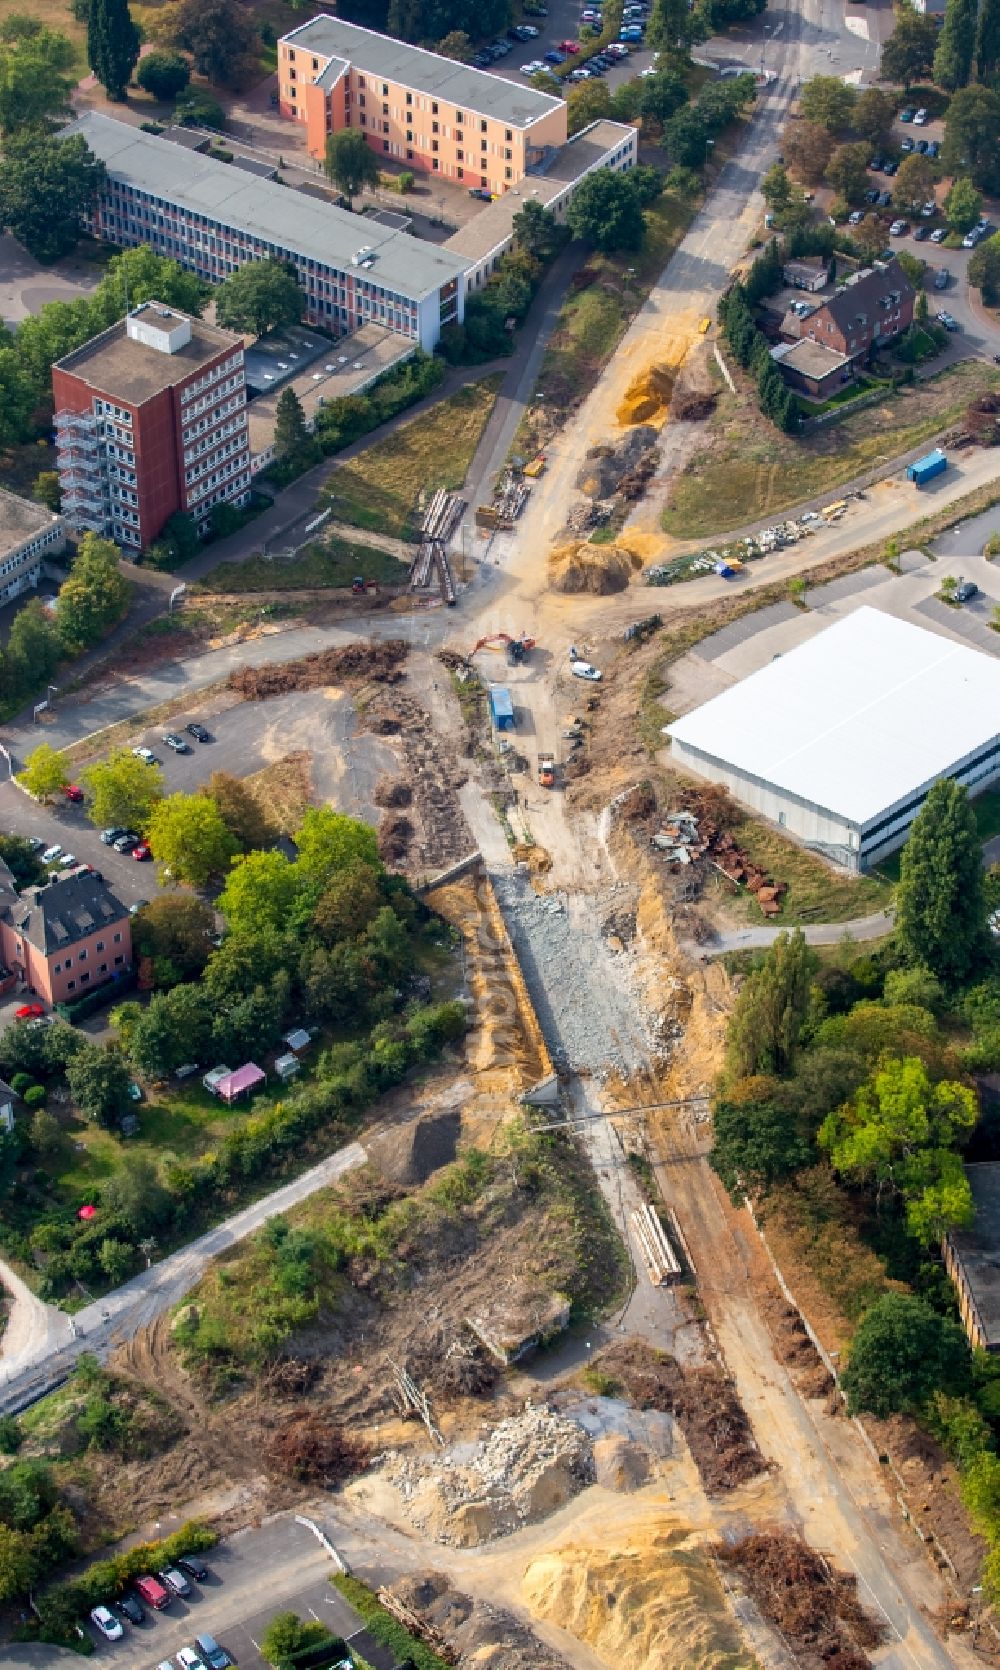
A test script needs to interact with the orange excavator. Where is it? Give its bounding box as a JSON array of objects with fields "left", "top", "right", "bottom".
[{"left": 469, "top": 632, "right": 536, "bottom": 666}]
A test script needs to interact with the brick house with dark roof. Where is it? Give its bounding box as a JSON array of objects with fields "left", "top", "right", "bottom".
[
  {"left": 0, "top": 862, "right": 132, "bottom": 1007},
  {"left": 782, "top": 258, "right": 915, "bottom": 363}
]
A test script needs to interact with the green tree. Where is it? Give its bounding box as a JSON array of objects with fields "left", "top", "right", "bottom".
[
  {"left": 933, "top": 0, "right": 977, "bottom": 89},
  {"left": 894, "top": 152, "right": 936, "bottom": 215},
  {"left": 323, "top": 129, "right": 381, "bottom": 206},
  {"left": 0, "top": 835, "right": 44, "bottom": 889},
  {"left": 761, "top": 162, "right": 793, "bottom": 215},
  {"left": 783, "top": 119, "right": 831, "bottom": 186},
  {"left": 33, "top": 471, "right": 61, "bottom": 513},
  {"left": 312, "top": 859, "right": 383, "bottom": 945},
  {"left": 566, "top": 167, "right": 646, "bottom": 251},
  {"left": 819, "top": 1055, "right": 977, "bottom": 1241},
  {"left": 260, "top": 1612, "right": 336, "bottom": 1667},
  {"left": 87, "top": 0, "right": 140, "bottom": 100},
  {"left": 101, "top": 1151, "right": 170, "bottom": 1233},
  {"left": 968, "top": 232, "right": 1000, "bottom": 303},
  {"left": 166, "top": 0, "right": 258, "bottom": 85},
  {"left": 663, "top": 104, "right": 710, "bottom": 169},
  {"left": 133, "top": 893, "right": 214, "bottom": 986},
  {"left": 841, "top": 1293, "right": 970, "bottom": 1417},
  {"left": 975, "top": 0, "right": 1000, "bottom": 82},
  {"left": 135, "top": 47, "right": 190, "bottom": 100},
  {"left": 725, "top": 930, "right": 816, "bottom": 1079},
  {"left": 82, "top": 746, "right": 164, "bottom": 831},
  {"left": 512, "top": 198, "right": 566, "bottom": 262},
  {"left": 897, "top": 778, "right": 987, "bottom": 983},
  {"left": 827, "top": 141, "right": 873, "bottom": 205},
  {"left": 96, "top": 1237, "right": 133, "bottom": 1285},
  {"left": 943, "top": 85, "right": 1000, "bottom": 195},
  {"left": 295, "top": 806, "right": 380, "bottom": 888},
  {"left": 710, "top": 1074, "right": 814, "bottom": 1199},
  {"left": 215, "top": 258, "right": 302, "bottom": 338},
  {"left": 0, "top": 131, "right": 107, "bottom": 263},
  {"left": 0, "top": 23, "right": 74, "bottom": 134},
  {"left": 0, "top": 1523, "right": 34, "bottom": 1602},
  {"left": 19, "top": 743, "right": 69, "bottom": 802},
  {"left": 55, "top": 533, "right": 129, "bottom": 653},
  {"left": 206, "top": 771, "right": 276, "bottom": 852},
  {"left": 218, "top": 848, "right": 304, "bottom": 937},
  {"left": 880, "top": 8, "right": 939, "bottom": 88},
  {"left": 146, "top": 792, "right": 238, "bottom": 887},
  {"left": 566, "top": 79, "right": 612, "bottom": 137},
  {"left": 115, "top": 984, "right": 212, "bottom": 1078},
  {"left": 852, "top": 86, "right": 896, "bottom": 148},
  {"left": 798, "top": 73, "right": 856, "bottom": 132},
  {"left": 646, "top": 0, "right": 691, "bottom": 54},
  {"left": 436, "top": 29, "right": 472, "bottom": 58},
  {"left": 945, "top": 176, "right": 982, "bottom": 235},
  {"left": 65, "top": 1043, "right": 133, "bottom": 1128},
  {"left": 273, "top": 386, "right": 311, "bottom": 462}
]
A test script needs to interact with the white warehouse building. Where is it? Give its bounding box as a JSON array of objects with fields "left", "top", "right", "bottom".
[{"left": 666, "top": 607, "right": 1000, "bottom": 872}]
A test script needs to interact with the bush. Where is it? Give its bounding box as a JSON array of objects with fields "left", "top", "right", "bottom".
[
  {"left": 35, "top": 1520, "right": 218, "bottom": 1627},
  {"left": 10, "top": 1073, "right": 33, "bottom": 1095},
  {"left": 209, "top": 146, "right": 234, "bottom": 164},
  {"left": 23, "top": 1085, "right": 46, "bottom": 1108},
  {"left": 0, "top": 1415, "right": 22, "bottom": 1454},
  {"left": 397, "top": 170, "right": 415, "bottom": 193},
  {"left": 312, "top": 349, "right": 445, "bottom": 457},
  {"left": 135, "top": 49, "right": 190, "bottom": 102},
  {"left": 333, "top": 1575, "right": 451, "bottom": 1670},
  {"left": 174, "top": 90, "right": 226, "bottom": 131}
]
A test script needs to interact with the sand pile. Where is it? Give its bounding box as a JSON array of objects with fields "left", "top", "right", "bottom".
[
  {"left": 522, "top": 1517, "right": 753, "bottom": 1670},
  {"left": 379, "top": 1404, "right": 595, "bottom": 1545},
  {"left": 592, "top": 1434, "right": 654, "bottom": 1491},
  {"left": 512, "top": 841, "right": 552, "bottom": 877},
  {"left": 366, "top": 1107, "right": 461, "bottom": 1186},
  {"left": 549, "top": 541, "right": 640, "bottom": 595},
  {"left": 617, "top": 363, "right": 677, "bottom": 426}
]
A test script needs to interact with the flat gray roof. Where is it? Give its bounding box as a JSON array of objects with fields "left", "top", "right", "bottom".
[
  {"left": 282, "top": 14, "right": 563, "bottom": 129},
  {"left": 779, "top": 338, "right": 851, "bottom": 378},
  {"left": 0, "top": 488, "right": 62, "bottom": 559},
  {"left": 67, "top": 113, "right": 468, "bottom": 302},
  {"left": 243, "top": 323, "right": 329, "bottom": 394},
  {"left": 55, "top": 311, "right": 243, "bottom": 406}
]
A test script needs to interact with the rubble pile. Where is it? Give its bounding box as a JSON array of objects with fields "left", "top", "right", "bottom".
[
  {"left": 648, "top": 803, "right": 786, "bottom": 918},
  {"left": 389, "top": 1572, "right": 574, "bottom": 1670},
  {"left": 380, "top": 1404, "right": 595, "bottom": 1545},
  {"left": 646, "top": 515, "right": 817, "bottom": 588},
  {"left": 575, "top": 428, "right": 659, "bottom": 500},
  {"left": 229, "top": 638, "right": 407, "bottom": 699}
]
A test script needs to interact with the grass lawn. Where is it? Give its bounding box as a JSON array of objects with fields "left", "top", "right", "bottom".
[
  {"left": 199, "top": 535, "right": 410, "bottom": 593},
  {"left": 717, "top": 816, "right": 896, "bottom": 926},
  {"left": 319, "top": 376, "right": 503, "bottom": 539},
  {"left": 662, "top": 360, "right": 1000, "bottom": 539}
]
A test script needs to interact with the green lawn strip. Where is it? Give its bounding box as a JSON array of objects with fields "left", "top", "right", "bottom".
[
  {"left": 332, "top": 1573, "right": 452, "bottom": 1670},
  {"left": 662, "top": 361, "right": 1000, "bottom": 539},
  {"left": 320, "top": 377, "right": 503, "bottom": 539},
  {"left": 720, "top": 816, "right": 895, "bottom": 926},
  {"left": 197, "top": 535, "right": 409, "bottom": 593},
  {"left": 49, "top": 1084, "right": 256, "bottom": 1202}
]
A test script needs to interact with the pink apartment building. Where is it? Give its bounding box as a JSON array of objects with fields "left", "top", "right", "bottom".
[{"left": 0, "top": 863, "right": 132, "bottom": 1008}]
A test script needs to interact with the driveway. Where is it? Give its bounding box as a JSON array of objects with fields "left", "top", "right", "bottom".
[{"left": 0, "top": 235, "right": 103, "bottom": 329}]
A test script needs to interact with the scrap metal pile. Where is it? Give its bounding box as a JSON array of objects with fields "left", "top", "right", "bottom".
[
  {"left": 650, "top": 805, "right": 787, "bottom": 917},
  {"left": 646, "top": 516, "right": 816, "bottom": 588}
]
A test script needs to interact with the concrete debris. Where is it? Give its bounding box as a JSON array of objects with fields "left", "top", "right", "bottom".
[
  {"left": 378, "top": 1403, "right": 596, "bottom": 1545},
  {"left": 646, "top": 800, "right": 786, "bottom": 917}
]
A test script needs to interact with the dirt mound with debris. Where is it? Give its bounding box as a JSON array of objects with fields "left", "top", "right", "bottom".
[
  {"left": 512, "top": 841, "right": 552, "bottom": 877},
  {"left": 374, "top": 777, "right": 413, "bottom": 808},
  {"left": 378, "top": 1404, "right": 595, "bottom": 1545},
  {"left": 229, "top": 638, "right": 407, "bottom": 700},
  {"left": 617, "top": 364, "right": 676, "bottom": 426},
  {"left": 549, "top": 541, "right": 639, "bottom": 595},
  {"left": 592, "top": 1433, "right": 653, "bottom": 1491},
  {"left": 575, "top": 429, "right": 659, "bottom": 498},
  {"left": 391, "top": 1572, "right": 572, "bottom": 1669},
  {"left": 366, "top": 1108, "right": 461, "bottom": 1186},
  {"left": 717, "top": 1531, "right": 886, "bottom": 1667},
  {"left": 670, "top": 388, "right": 717, "bottom": 423},
  {"left": 594, "top": 1340, "right": 765, "bottom": 1492},
  {"left": 378, "top": 811, "right": 414, "bottom": 863},
  {"left": 523, "top": 1514, "right": 752, "bottom": 1670},
  {"left": 265, "top": 1407, "right": 368, "bottom": 1483}
]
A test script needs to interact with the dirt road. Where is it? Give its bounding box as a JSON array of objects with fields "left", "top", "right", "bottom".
[{"left": 0, "top": 1257, "right": 72, "bottom": 1385}]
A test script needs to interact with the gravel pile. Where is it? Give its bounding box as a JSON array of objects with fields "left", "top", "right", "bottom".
[
  {"left": 490, "top": 871, "right": 653, "bottom": 1078},
  {"left": 380, "top": 1404, "right": 595, "bottom": 1545}
]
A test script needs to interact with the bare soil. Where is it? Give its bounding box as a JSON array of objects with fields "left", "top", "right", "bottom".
[{"left": 228, "top": 638, "right": 408, "bottom": 700}]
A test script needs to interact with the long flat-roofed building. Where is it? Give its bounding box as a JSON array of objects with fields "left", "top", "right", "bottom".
[
  {"left": 667, "top": 607, "right": 1000, "bottom": 871},
  {"left": 64, "top": 112, "right": 467, "bottom": 352},
  {"left": 0, "top": 490, "right": 66, "bottom": 605},
  {"left": 278, "top": 14, "right": 567, "bottom": 189}
]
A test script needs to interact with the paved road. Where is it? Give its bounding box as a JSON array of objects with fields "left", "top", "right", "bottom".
[
  {"left": 690, "top": 908, "right": 895, "bottom": 956},
  {"left": 0, "top": 1140, "right": 366, "bottom": 1410}
]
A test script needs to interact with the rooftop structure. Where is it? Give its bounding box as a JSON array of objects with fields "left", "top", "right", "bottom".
[
  {"left": 56, "top": 303, "right": 244, "bottom": 407},
  {"left": 65, "top": 113, "right": 467, "bottom": 351},
  {"left": 945, "top": 1164, "right": 1000, "bottom": 1351},
  {"left": 667, "top": 607, "right": 1000, "bottom": 870},
  {"left": 246, "top": 324, "right": 415, "bottom": 470}
]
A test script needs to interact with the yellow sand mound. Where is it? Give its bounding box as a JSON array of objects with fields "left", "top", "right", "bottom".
[
  {"left": 617, "top": 363, "right": 677, "bottom": 427},
  {"left": 522, "top": 1517, "right": 753, "bottom": 1670},
  {"left": 549, "top": 542, "right": 641, "bottom": 595}
]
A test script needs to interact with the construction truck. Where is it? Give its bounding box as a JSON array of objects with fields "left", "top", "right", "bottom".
[{"left": 537, "top": 752, "right": 556, "bottom": 788}]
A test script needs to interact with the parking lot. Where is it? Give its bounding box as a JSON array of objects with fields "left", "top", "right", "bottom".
[{"left": 478, "top": 0, "right": 652, "bottom": 91}]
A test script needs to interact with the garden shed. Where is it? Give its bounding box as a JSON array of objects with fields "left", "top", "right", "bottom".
[{"left": 215, "top": 1063, "right": 266, "bottom": 1104}]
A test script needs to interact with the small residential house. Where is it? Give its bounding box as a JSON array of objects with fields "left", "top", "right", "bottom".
[
  {"left": 783, "top": 258, "right": 828, "bottom": 293},
  {"left": 771, "top": 338, "right": 854, "bottom": 400},
  {"left": 0, "top": 863, "right": 131, "bottom": 1008},
  {"left": 781, "top": 258, "right": 916, "bottom": 364}
]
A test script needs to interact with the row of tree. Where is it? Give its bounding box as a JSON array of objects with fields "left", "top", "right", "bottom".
[
  {"left": 710, "top": 779, "right": 1000, "bottom": 1597},
  {"left": 718, "top": 243, "right": 798, "bottom": 433}
]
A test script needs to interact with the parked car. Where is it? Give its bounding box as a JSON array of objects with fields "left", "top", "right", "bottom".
[
  {"left": 132, "top": 842, "right": 152, "bottom": 861},
  {"left": 117, "top": 1592, "right": 145, "bottom": 1626},
  {"left": 559, "top": 37, "right": 581, "bottom": 49},
  {"left": 927, "top": 139, "right": 940, "bottom": 157},
  {"left": 177, "top": 1555, "right": 210, "bottom": 1582},
  {"left": 913, "top": 224, "right": 930, "bottom": 240},
  {"left": 113, "top": 833, "right": 139, "bottom": 853},
  {"left": 544, "top": 48, "right": 565, "bottom": 61},
  {"left": 868, "top": 156, "right": 884, "bottom": 172},
  {"left": 933, "top": 267, "right": 950, "bottom": 288},
  {"left": 899, "top": 105, "right": 916, "bottom": 121},
  {"left": 90, "top": 1605, "right": 124, "bottom": 1641},
  {"left": 57, "top": 852, "right": 77, "bottom": 868},
  {"left": 889, "top": 218, "right": 909, "bottom": 235},
  {"left": 194, "top": 1634, "right": 232, "bottom": 1669},
  {"left": 913, "top": 106, "right": 928, "bottom": 124},
  {"left": 129, "top": 899, "right": 149, "bottom": 917},
  {"left": 468, "top": 187, "right": 491, "bottom": 200},
  {"left": 877, "top": 191, "right": 892, "bottom": 206},
  {"left": 915, "top": 137, "right": 929, "bottom": 153},
  {"left": 132, "top": 746, "right": 158, "bottom": 765},
  {"left": 848, "top": 209, "right": 864, "bottom": 225},
  {"left": 41, "top": 845, "right": 62, "bottom": 864},
  {"left": 25, "top": 836, "right": 45, "bottom": 853},
  {"left": 176, "top": 1651, "right": 207, "bottom": 1670},
  {"left": 100, "top": 826, "right": 125, "bottom": 845},
  {"left": 520, "top": 59, "right": 544, "bottom": 73},
  {"left": 882, "top": 159, "right": 898, "bottom": 175},
  {"left": 163, "top": 732, "right": 191, "bottom": 754},
  {"left": 930, "top": 226, "right": 947, "bottom": 242},
  {"left": 135, "top": 1575, "right": 171, "bottom": 1609},
  {"left": 127, "top": 1080, "right": 143, "bottom": 1101},
  {"left": 900, "top": 136, "right": 914, "bottom": 152},
  {"left": 159, "top": 1567, "right": 191, "bottom": 1598},
  {"left": 570, "top": 660, "right": 602, "bottom": 681},
  {"left": 15, "top": 1003, "right": 45, "bottom": 1021},
  {"left": 956, "top": 579, "right": 979, "bottom": 602},
  {"left": 64, "top": 783, "right": 84, "bottom": 803},
  {"left": 864, "top": 187, "right": 880, "bottom": 203},
  {"left": 936, "top": 310, "right": 959, "bottom": 330},
  {"left": 605, "top": 39, "right": 629, "bottom": 53}
]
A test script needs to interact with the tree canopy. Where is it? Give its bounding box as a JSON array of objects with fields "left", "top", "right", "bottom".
[
  {"left": 566, "top": 168, "right": 646, "bottom": 252},
  {"left": 943, "top": 85, "right": 1000, "bottom": 195},
  {"left": 0, "top": 132, "right": 107, "bottom": 263},
  {"left": 933, "top": 0, "right": 977, "bottom": 88},
  {"left": 19, "top": 743, "right": 70, "bottom": 802},
  {"left": 135, "top": 48, "right": 190, "bottom": 101},
  {"left": 725, "top": 930, "right": 816, "bottom": 1080},
  {"left": 215, "top": 259, "right": 302, "bottom": 338},
  {"left": 56, "top": 534, "right": 130, "bottom": 654},
  {"left": 163, "top": 0, "right": 258, "bottom": 85},
  {"left": 146, "top": 792, "right": 238, "bottom": 886},
  {"left": 87, "top": 0, "right": 140, "bottom": 101},
  {"left": 896, "top": 778, "right": 987, "bottom": 984},
  {"left": 879, "top": 8, "right": 939, "bottom": 86},
  {"left": 324, "top": 129, "right": 381, "bottom": 205},
  {"left": 946, "top": 176, "right": 983, "bottom": 234},
  {"left": 798, "top": 74, "right": 856, "bottom": 132},
  {"left": 0, "top": 19, "right": 75, "bottom": 134},
  {"left": 841, "top": 1293, "right": 970, "bottom": 1417},
  {"left": 82, "top": 748, "right": 164, "bottom": 831}
]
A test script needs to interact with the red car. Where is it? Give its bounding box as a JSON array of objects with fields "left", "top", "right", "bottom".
[
  {"left": 131, "top": 842, "right": 152, "bottom": 862},
  {"left": 560, "top": 37, "right": 581, "bottom": 49},
  {"left": 64, "top": 784, "right": 84, "bottom": 803},
  {"left": 15, "top": 1003, "right": 45, "bottom": 1021}
]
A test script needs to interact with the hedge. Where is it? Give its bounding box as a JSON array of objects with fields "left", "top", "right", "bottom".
[
  {"left": 332, "top": 1574, "right": 451, "bottom": 1670},
  {"left": 35, "top": 1519, "right": 218, "bottom": 1631}
]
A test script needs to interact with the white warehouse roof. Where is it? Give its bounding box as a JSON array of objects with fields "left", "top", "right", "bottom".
[{"left": 667, "top": 606, "right": 1000, "bottom": 830}]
